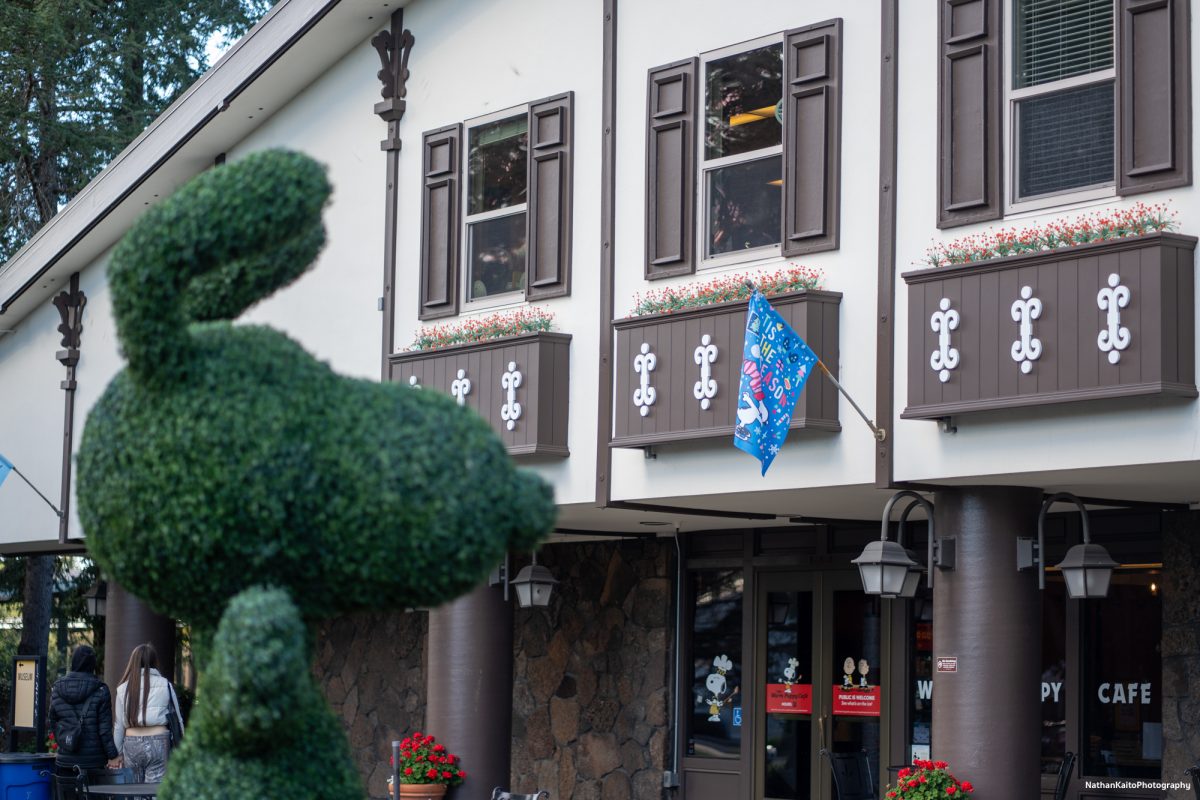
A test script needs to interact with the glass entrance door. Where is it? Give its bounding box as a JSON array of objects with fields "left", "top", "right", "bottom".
[{"left": 756, "top": 572, "right": 882, "bottom": 800}]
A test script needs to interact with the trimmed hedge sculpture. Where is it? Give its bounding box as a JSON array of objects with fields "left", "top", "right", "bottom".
[{"left": 76, "top": 149, "right": 556, "bottom": 799}]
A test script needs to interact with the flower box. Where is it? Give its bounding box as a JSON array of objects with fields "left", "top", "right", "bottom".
[
  {"left": 902, "top": 232, "right": 1197, "bottom": 420},
  {"left": 612, "top": 289, "right": 841, "bottom": 448},
  {"left": 388, "top": 332, "right": 571, "bottom": 457}
]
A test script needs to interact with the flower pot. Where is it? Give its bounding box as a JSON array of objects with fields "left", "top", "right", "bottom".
[{"left": 389, "top": 783, "right": 448, "bottom": 800}]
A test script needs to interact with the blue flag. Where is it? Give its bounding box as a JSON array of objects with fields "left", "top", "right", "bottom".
[
  {"left": 0, "top": 453, "right": 12, "bottom": 488},
  {"left": 733, "top": 291, "right": 820, "bottom": 475}
]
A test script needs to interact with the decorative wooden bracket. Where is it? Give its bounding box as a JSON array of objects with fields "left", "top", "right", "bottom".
[
  {"left": 52, "top": 278, "right": 86, "bottom": 371},
  {"left": 371, "top": 10, "right": 414, "bottom": 150}
]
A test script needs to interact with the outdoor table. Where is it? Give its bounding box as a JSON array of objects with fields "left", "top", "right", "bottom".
[{"left": 85, "top": 783, "right": 160, "bottom": 797}]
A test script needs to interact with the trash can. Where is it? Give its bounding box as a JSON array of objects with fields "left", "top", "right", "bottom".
[{"left": 0, "top": 753, "right": 55, "bottom": 800}]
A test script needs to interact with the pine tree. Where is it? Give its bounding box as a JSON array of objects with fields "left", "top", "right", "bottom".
[{"left": 0, "top": 0, "right": 273, "bottom": 261}]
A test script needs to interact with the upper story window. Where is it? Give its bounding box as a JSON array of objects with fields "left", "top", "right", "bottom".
[
  {"left": 417, "top": 94, "right": 573, "bottom": 321},
  {"left": 937, "top": 0, "right": 1189, "bottom": 230},
  {"left": 645, "top": 20, "right": 842, "bottom": 282},
  {"left": 701, "top": 38, "right": 784, "bottom": 263},
  {"left": 1008, "top": 0, "right": 1115, "bottom": 210},
  {"left": 465, "top": 112, "right": 529, "bottom": 306}
]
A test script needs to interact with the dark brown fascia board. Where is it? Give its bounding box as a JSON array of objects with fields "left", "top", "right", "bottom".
[
  {"left": 901, "top": 232, "right": 1200, "bottom": 283},
  {"left": 0, "top": 0, "right": 360, "bottom": 322},
  {"left": 0, "top": 539, "right": 88, "bottom": 557}
]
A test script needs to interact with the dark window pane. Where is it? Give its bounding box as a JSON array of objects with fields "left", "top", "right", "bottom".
[
  {"left": 705, "top": 44, "right": 783, "bottom": 160},
  {"left": 1042, "top": 577, "right": 1067, "bottom": 773},
  {"left": 1015, "top": 0, "right": 1113, "bottom": 88},
  {"left": 1082, "top": 571, "right": 1162, "bottom": 778},
  {"left": 688, "top": 570, "right": 743, "bottom": 759},
  {"left": 909, "top": 590, "right": 933, "bottom": 765},
  {"left": 707, "top": 155, "right": 782, "bottom": 257},
  {"left": 467, "top": 213, "right": 526, "bottom": 300},
  {"left": 830, "top": 591, "right": 881, "bottom": 781},
  {"left": 1017, "top": 81, "right": 1114, "bottom": 199},
  {"left": 764, "top": 590, "right": 813, "bottom": 800},
  {"left": 467, "top": 115, "right": 528, "bottom": 215}
]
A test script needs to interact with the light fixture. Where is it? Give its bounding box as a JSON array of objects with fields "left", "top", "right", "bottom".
[
  {"left": 83, "top": 580, "right": 107, "bottom": 618},
  {"left": 854, "top": 491, "right": 954, "bottom": 599},
  {"left": 510, "top": 552, "right": 558, "bottom": 608},
  {"left": 1019, "top": 492, "right": 1117, "bottom": 599}
]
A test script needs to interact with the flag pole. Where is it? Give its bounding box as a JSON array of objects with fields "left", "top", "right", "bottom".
[
  {"left": 743, "top": 280, "right": 887, "bottom": 443},
  {"left": 4, "top": 462, "right": 65, "bottom": 518}
]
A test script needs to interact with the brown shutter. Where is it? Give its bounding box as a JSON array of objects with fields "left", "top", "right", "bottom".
[
  {"left": 645, "top": 58, "right": 697, "bottom": 279},
  {"left": 419, "top": 124, "right": 461, "bottom": 320},
  {"left": 782, "top": 18, "right": 842, "bottom": 256},
  {"left": 1116, "top": 0, "right": 1192, "bottom": 195},
  {"left": 525, "top": 92, "right": 574, "bottom": 300},
  {"left": 937, "top": 0, "right": 1002, "bottom": 229}
]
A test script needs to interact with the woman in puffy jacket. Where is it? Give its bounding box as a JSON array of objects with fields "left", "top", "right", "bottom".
[
  {"left": 113, "top": 643, "right": 184, "bottom": 783},
  {"left": 47, "top": 645, "right": 121, "bottom": 787}
]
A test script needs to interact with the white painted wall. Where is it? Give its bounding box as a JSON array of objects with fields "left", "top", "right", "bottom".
[
  {"left": 891, "top": 3, "right": 1200, "bottom": 486},
  {"left": 611, "top": 1, "right": 883, "bottom": 501},
  {"left": 392, "top": 0, "right": 605, "bottom": 506}
]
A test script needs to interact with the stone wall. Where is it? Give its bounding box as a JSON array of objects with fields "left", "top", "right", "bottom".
[
  {"left": 510, "top": 539, "right": 674, "bottom": 800},
  {"left": 314, "top": 538, "right": 674, "bottom": 800},
  {"left": 1163, "top": 511, "right": 1200, "bottom": 799},
  {"left": 314, "top": 609, "right": 427, "bottom": 799}
]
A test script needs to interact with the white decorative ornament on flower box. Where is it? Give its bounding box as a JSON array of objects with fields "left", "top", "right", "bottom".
[
  {"left": 500, "top": 362, "right": 523, "bottom": 430},
  {"left": 929, "top": 298, "right": 960, "bottom": 383},
  {"left": 1010, "top": 285, "right": 1043, "bottom": 374},
  {"left": 633, "top": 342, "right": 657, "bottom": 417},
  {"left": 1096, "top": 273, "right": 1131, "bottom": 365},
  {"left": 693, "top": 334, "right": 718, "bottom": 410},
  {"left": 450, "top": 368, "right": 471, "bottom": 406}
]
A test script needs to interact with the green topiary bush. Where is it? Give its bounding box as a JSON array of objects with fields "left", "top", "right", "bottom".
[{"left": 76, "top": 149, "right": 556, "bottom": 799}]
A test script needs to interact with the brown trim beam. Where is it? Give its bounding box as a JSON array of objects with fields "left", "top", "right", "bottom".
[
  {"left": 876, "top": 0, "right": 899, "bottom": 488},
  {"left": 596, "top": 0, "right": 617, "bottom": 506}
]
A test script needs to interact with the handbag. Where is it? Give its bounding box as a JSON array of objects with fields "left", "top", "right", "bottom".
[{"left": 166, "top": 682, "right": 184, "bottom": 748}]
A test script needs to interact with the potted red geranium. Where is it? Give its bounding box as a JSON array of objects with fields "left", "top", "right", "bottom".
[
  {"left": 886, "top": 759, "right": 974, "bottom": 800},
  {"left": 388, "top": 732, "right": 466, "bottom": 800}
]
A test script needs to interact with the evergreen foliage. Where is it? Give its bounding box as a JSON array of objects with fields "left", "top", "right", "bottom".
[
  {"left": 76, "top": 149, "right": 556, "bottom": 797},
  {"left": 0, "top": 0, "right": 272, "bottom": 261}
]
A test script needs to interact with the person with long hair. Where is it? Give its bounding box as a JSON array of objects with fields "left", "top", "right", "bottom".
[
  {"left": 113, "top": 644, "right": 183, "bottom": 783},
  {"left": 47, "top": 645, "right": 121, "bottom": 791}
]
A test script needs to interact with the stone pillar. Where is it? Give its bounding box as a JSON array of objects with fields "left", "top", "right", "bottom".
[
  {"left": 103, "top": 581, "right": 176, "bottom": 689},
  {"left": 426, "top": 580, "right": 513, "bottom": 799},
  {"left": 1162, "top": 511, "right": 1200, "bottom": 800},
  {"left": 932, "top": 487, "right": 1041, "bottom": 797}
]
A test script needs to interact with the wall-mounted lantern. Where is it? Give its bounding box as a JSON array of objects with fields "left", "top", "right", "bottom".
[
  {"left": 83, "top": 580, "right": 107, "bottom": 618},
  {"left": 854, "top": 490, "right": 955, "bottom": 598},
  {"left": 490, "top": 552, "right": 558, "bottom": 608},
  {"left": 1019, "top": 492, "right": 1117, "bottom": 599}
]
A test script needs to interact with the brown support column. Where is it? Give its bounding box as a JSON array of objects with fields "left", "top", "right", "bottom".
[
  {"left": 103, "top": 582, "right": 176, "bottom": 689},
  {"left": 426, "top": 580, "right": 513, "bottom": 799},
  {"left": 932, "top": 487, "right": 1041, "bottom": 796}
]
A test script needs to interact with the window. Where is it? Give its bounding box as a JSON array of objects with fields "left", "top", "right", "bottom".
[
  {"left": 645, "top": 20, "right": 841, "bottom": 280},
  {"left": 687, "top": 569, "right": 744, "bottom": 759},
  {"left": 700, "top": 38, "right": 784, "bottom": 263},
  {"left": 1009, "top": 0, "right": 1115, "bottom": 208},
  {"left": 417, "top": 94, "right": 573, "bottom": 321},
  {"left": 465, "top": 112, "right": 529, "bottom": 305},
  {"left": 937, "top": 0, "right": 1190, "bottom": 229}
]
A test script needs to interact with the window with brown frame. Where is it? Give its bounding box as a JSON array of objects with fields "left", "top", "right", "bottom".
[
  {"left": 645, "top": 18, "right": 842, "bottom": 281},
  {"left": 417, "top": 93, "right": 573, "bottom": 320}
]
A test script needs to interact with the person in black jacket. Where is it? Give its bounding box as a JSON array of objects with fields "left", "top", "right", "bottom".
[{"left": 47, "top": 645, "right": 121, "bottom": 791}]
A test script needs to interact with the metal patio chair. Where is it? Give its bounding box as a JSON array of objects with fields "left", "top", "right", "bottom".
[
  {"left": 820, "top": 748, "right": 877, "bottom": 800},
  {"left": 1185, "top": 763, "right": 1199, "bottom": 800},
  {"left": 491, "top": 788, "right": 549, "bottom": 800},
  {"left": 1053, "top": 752, "right": 1075, "bottom": 800}
]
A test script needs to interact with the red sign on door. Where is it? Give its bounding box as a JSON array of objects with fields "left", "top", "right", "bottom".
[
  {"left": 765, "top": 683, "right": 812, "bottom": 714},
  {"left": 832, "top": 686, "right": 881, "bottom": 716}
]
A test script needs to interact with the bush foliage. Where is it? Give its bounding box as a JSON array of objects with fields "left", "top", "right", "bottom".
[{"left": 76, "top": 149, "right": 556, "bottom": 798}]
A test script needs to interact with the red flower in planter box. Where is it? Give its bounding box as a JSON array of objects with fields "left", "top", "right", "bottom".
[{"left": 885, "top": 759, "right": 974, "bottom": 800}]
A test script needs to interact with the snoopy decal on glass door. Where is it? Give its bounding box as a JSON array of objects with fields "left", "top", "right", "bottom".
[
  {"left": 782, "top": 657, "right": 801, "bottom": 694},
  {"left": 703, "top": 654, "right": 739, "bottom": 722}
]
